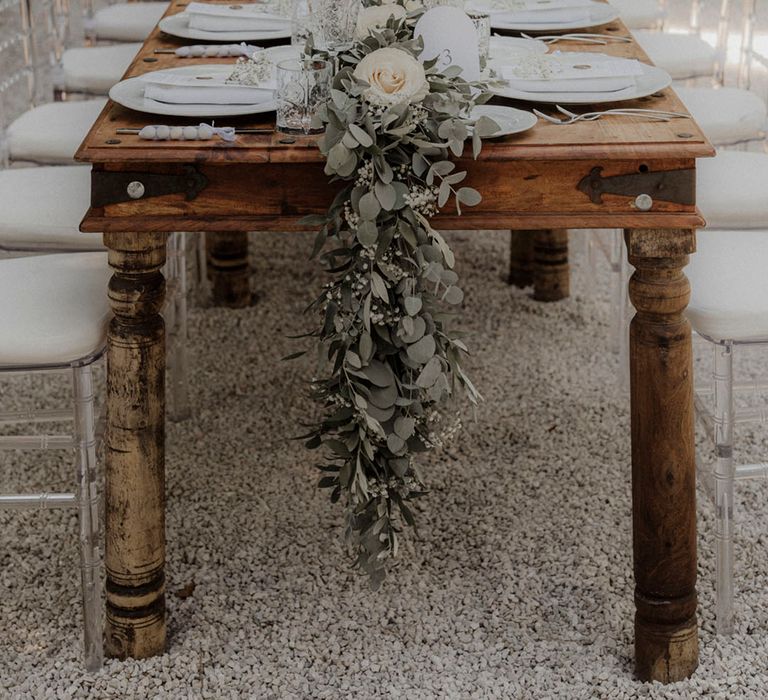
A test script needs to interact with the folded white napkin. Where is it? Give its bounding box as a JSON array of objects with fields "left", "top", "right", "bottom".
[
  {"left": 143, "top": 72, "right": 275, "bottom": 104},
  {"left": 491, "top": 8, "right": 592, "bottom": 25},
  {"left": 185, "top": 2, "right": 290, "bottom": 32},
  {"left": 487, "top": 0, "right": 594, "bottom": 11},
  {"left": 501, "top": 53, "right": 645, "bottom": 93}
]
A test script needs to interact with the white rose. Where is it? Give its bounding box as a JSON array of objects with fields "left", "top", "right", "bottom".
[
  {"left": 353, "top": 47, "right": 430, "bottom": 106},
  {"left": 355, "top": 4, "right": 407, "bottom": 39}
]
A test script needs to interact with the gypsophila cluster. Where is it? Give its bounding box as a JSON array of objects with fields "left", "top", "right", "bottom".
[
  {"left": 226, "top": 52, "right": 272, "bottom": 86},
  {"left": 294, "top": 0, "right": 498, "bottom": 590},
  {"left": 403, "top": 184, "right": 440, "bottom": 217}
]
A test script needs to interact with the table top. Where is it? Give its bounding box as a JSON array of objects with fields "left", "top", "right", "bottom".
[{"left": 75, "top": 1, "right": 714, "bottom": 166}]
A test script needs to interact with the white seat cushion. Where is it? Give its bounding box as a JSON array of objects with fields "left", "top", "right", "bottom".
[
  {"left": 608, "top": 0, "right": 665, "bottom": 29},
  {"left": 92, "top": 2, "right": 168, "bottom": 42},
  {"left": 6, "top": 99, "right": 107, "bottom": 164},
  {"left": 0, "top": 253, "right": 111, "bottom": 365},
  {"left": 697, "top": 151, "right": 768, "bottom": 229},
  {"left": 686, "top": 229, "right": 768, "bottom": 342},
  {"left": 675, "top": 86, "right": 766, "bottom": 145},
  {"left": 0, "top": 166, "right": 104, "bottom": 250},
  {"left": 633, "top": 31, "right": 717, "bottom": 79},
  {"left": 61, "top": 42, "right": 141, "bottom": 94}
]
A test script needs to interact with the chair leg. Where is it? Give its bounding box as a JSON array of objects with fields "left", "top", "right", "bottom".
[
  {"left": 72, "top": 363, "right": 103, "bottom": 671},
  {"left": 167, "top": 233, "right": 191, "bottom": 422},
  {"left": 617, "top": 233, "right": 633, "bottom": 389},
  {"left": 713, "top": 341, "right": 736, "bottom": 635}
]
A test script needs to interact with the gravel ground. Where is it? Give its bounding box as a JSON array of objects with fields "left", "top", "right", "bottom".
[{"left": 2, "top": 230, "right": 768, "bottom": 699}]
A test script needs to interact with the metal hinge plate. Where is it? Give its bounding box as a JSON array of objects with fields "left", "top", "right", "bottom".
[
  {"left": 577, "top": 166, "right": 695, "bottom": 206},
  {"left": 91, "top": 166, "right": 208, "bottom": 208}
]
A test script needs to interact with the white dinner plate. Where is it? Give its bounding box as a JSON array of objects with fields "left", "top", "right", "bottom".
[
  {"left": 478, "top": 3, "right": 619, "bottom": 32},
  {"left": 470, "top": 105, "right": 538, "bottom": 137},
  {"left": 158, "top": 12, "right": 291, "bottom": 42},
  {"left": 491, "top": 61, "right": 671, "bottom": 104},
  {"left": 489, "top": 36, "right": 549, "bottom": 58},
  {"left": 109, "top": 46, "right": 298, "bottom": 117}
]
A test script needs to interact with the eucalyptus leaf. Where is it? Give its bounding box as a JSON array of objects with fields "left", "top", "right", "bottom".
[
  {"left": 359, "top": 332, "right": 373, "bottom": 363},
  {"left": 406, "top": 335, "right": 436, "bottom": 364},
  {"left": 375, "top": 180, "right": 397, "bottom": 211},
  {"left": 394, "top": 416, "right": 416, "bottom": 440},
  {"left": 404, "top": 296, "right": 422, "bottom": 316},
  {"left": 443, "top": 285, "right": 464, "bottom": 305},
  {"left": 370, "top": 271, "right": 389, "bottom": 300},
  {"left": 361, "top": 360, "right": 395, "bottom": 387},
  {"left": 369, "top": 382, "right": 398, "bottom": 409},
  {"left": 401, "top": 316, "right": 426, "bottom": 344},
  {"left": 416, "top": 356, "right": 442, "bottom": 388},
  {"left": 349, "top": 122, "right": 373, "bottom": 148},
  {"left": 386, "top": 433, "right": 407, "bottom": 456},
  {"left": 457, "top": 187, "right": 482, "bottom": 207},
  {"left": 357, "top": 220, "right": 379, "bottom": 246},
  {"left": 359, "top": 192, "right": 381, "bottom": 221}
]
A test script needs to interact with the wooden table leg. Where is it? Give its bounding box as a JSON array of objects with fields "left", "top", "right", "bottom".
[
  {"left": 103, "top": 232, "right": 168, "bottom": 659},
  {"left": 205, "top": 231, "right": 252, "bottom": 308},
  {"left": 508, "top": 230, "right": 534, "bottom": 288},
  {"left": 533, "top": 229, "right": 570, "bottom": 302},
  {"left": 508, "top": 229, "right": 570, "bottom": 301},
  {"left": 626, "top": 228, "right": 698, "bottom": 683}
]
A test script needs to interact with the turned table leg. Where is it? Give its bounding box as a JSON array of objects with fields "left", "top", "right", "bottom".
[
  {"left": 508, "top": 230, "right": 534, "bottom": 288},
  {"left": 103, "top": 232, "right": 168, "bottom": 659},
  {"left": 626, "top": 228, "right": 698, "bottom": 683},
  {"left": 205, "top": 231, "right": 252, "bottom": 308},
  {"left": 533, "top": 229, "right": 570, "bottom": 302},
  {"left": 508, "top": 229, "right": 570, "bottom": 301}
]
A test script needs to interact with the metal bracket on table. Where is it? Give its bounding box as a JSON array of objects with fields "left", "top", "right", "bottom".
[
  {"left": 577, "top": 166, "right": 695, "bottom": 208},
  {"left": 91, "top": 166, "right": 208, "bottom": 208}
]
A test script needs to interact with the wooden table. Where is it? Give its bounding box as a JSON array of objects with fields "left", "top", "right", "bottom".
[{"left": 76, "top": 3, "right": 714, "bottom": 683}]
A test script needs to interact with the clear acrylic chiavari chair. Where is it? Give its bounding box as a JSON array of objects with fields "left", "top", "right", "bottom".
[{"left": 0, "top": 252, "right": 112, "bottom": 670}]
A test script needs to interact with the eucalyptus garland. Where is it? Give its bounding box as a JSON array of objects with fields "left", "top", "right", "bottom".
[{"left": 298, "top": 1, "right": 499, "bottom": 588}]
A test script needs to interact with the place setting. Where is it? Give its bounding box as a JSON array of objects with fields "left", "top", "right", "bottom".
[
  {"left": 109, "top": 44, "right": 299, "bottom": 117},
  {"left": 158, "top": 1, "right": 293, "bottom": 41},
  {"left": 466, "top": 0, "right": 619, "bottom": 33},
  {"left": 489, "top": 49, "right": 672, "bottom": 105}
]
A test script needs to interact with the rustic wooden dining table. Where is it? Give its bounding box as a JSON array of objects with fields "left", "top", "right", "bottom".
[{"left": 75, "top": 2, "right": 714, "bottom": 684}]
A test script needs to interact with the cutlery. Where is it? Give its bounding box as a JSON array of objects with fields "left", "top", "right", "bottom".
[
  {"left": 518, "top": 32, "right": 633, "bottom": 45},
  {"left": 533, "top": 105, "right": 689, "bottom": 124}
]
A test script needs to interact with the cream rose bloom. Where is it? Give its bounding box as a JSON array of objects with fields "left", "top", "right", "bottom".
[
  {"left": 353, "top": 47, "right": 430, "bottom": 106},
  {"left": 355, "top": 4, "right": 408, "bottom": 39}
]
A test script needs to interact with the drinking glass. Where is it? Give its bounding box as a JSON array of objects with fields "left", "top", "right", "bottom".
[
  {"left": 467, "top": 11, "right": 490, "bottom": 71},
  {"left": 276, "top": 58, "right": 331, "bottom": 134},
  {"left": 291, "top": 0, "right": 314, "bottom": 48},
  {"left": 311, "top": 0, "right": 360, "bottom": 67}
]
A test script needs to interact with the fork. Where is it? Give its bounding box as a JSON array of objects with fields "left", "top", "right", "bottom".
[
  {"left": 519, "top": 32, "right": 634, "bottom": 45},
  {"left": 533, "top": 105, "right": 690, "bottom": 124}
]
